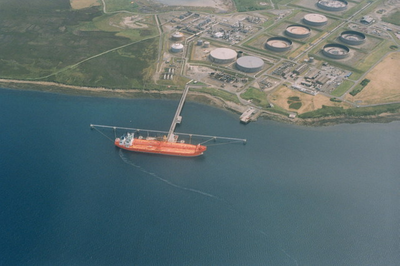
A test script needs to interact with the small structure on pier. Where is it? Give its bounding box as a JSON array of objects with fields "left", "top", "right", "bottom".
[{"left": 240, "top": 107, "right": 256, "bottom": 123}]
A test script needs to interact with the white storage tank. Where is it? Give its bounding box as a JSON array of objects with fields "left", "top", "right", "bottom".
[
  {"left": 171, "top": 43, "right": 184, "bottom": 53},
  {"left": 317, "top": 0, "right": 348, "bottom": 12},
  {"left": 171, "top": 32, "right": 184, "bottom": 41},
  {"left": 209, "top": 48, "right": 237, "bottom": 64},
  {"left": 303, "top": 13, "right": 328, "bottom": 26},
  {"left": 265, "top": 37, "right": 293, "bottom": 52},
  {"left": 236, "top": 56, "right": 264, "bottom": 73},
  {"left": 285, "top": 25, "right": 311, "bottom": 39}
]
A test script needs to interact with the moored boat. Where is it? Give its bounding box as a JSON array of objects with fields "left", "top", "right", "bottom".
[
  {"left": 115, "top": 133, "right": 207, "bottom": 157},
  {"left": 92, "top": 85, "right": 245, "bottom": 157}
]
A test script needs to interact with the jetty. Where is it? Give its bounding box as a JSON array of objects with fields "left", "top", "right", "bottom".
[
  {"left": 167, "top": 84, "right": 190, "bottom": 142},
  {"left": 240, "top": 107, "right": 256, "bottom": 123},
  {"left": 90, "top": 82, "right": 247, "bottom": 145}
]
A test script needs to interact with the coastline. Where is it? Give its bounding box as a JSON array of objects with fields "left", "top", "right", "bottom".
[{"left": 1, "top": 78, "right": 400, "bottom": 126}]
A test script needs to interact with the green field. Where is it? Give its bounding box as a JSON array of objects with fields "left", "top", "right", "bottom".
[
  {"left": 299, "top": 103, "right": 400, "bottom": 119},
  {"left": 331, "top": 80, "right": 354, "bottom": 97},
  {"left": 47, "top": 38, "right": 158, "bottom": 88},
  {"left": 192, "top": 87, "right": 240, "bottom": 104},
  {"left": 382, "top": 10, "right": 400, "bottom": 26},
  {"left": 0, "top": 0, "right": 70, "bottom": 10},
  {"left": 240, "top": 87, "right": 269, "bottom": 107},
  {"left": 0, "top": 1, "right": 158, "bottom": 89},
  {"left": 233, "top": 0, "right": 270, "bottom": 12},
  {"left": 77, "top": 13, "right": 159, "bottom": 41},
  {"left": 102, "top": 0, "right": 137, "bottom": 12},
  {"left": 272, "top": 0, "right": 293, "bottom": 6},
  {"left": 347, "top": 79, "right": 371, "bottom": 97},
  {"left": 287, "top": 96, "right": 302, "bottom": 110}
]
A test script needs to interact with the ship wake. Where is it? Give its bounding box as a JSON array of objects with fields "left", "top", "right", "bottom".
[
  {"left": 119, "top": 150, "right": 226, "bottom": 202},
  {"left": 119, "top": 149, "right": 299, "bottom": 265}
]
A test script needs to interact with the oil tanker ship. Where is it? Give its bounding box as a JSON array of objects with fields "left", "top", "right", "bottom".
[
  {"left": 91, "top": 84, "right": 245, "bottom": 157},
  {"left": 115, "top": 133, "right": 207, "bottom": 157}
]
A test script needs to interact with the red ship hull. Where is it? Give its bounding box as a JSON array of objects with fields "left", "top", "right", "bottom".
[{"left": 115, "top": 137, "right": 207, "bottom": 157}]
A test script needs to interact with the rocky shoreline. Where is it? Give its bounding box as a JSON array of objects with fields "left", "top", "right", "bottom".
[{"left": 1, "top": 79, "right": 399, "bottom": 127}]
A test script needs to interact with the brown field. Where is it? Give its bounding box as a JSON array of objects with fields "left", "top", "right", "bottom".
[
  {"left": 270, "top": 86, "right": 343, "bottom": 114},
  {"left": 346, "top": 52, "right": 400, "bottom": 104},
  {"left": 70, "top": 0, "right": 100, "bottom": 9}
]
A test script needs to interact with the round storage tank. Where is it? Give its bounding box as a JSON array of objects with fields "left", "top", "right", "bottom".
[
  {"left": 265, "top": 37, "right": 292, "bottom": 52},
  {"left": 322, "top": 44, "right": 350, "bottom": 59},
  {"left": 303, "top": 14, "right": 328, "bottom": 26},
  {"left": 203, "top": 41, "right": 210, "bottom": 48},
  {"left": 197, "top": 39, "right": 204, "bottom": 46},
  {"left": 171, "top": 43, "right": 184, "bottom": 53},
  {"left": 285, "top": 25, "right": 311, "bottom": 39},
  {"left": 317, "top": 0, "right": 348, "bottom": 12},
  {"left": 236, "top": 56, "right": 264, "bottom": 73},
  {"left": 339, "top": 31, "right": 366, "bottom": 45},
  {"left": 171, "top": 32, "right": 184, "bottom": 41},
  {"left": 209, "top": 48, "right": 237, "bottom": 64}
]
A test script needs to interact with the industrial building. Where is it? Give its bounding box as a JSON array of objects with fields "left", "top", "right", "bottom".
[
  {"left": 305, "top": 69, "right": 320, "bottom": 79},
  {"left": 303, "top": 14, "right": 328, "bottom": 26},
  {"left": 293, "top": 63, "right": 308, "bottom": 75},
  {"left": 322, "top": 44, "right": 350, "bottom": 59},
  {"left": 317, "top": 0, "right": 348, "bottom": 12},
  {"left": 316, "top": 75, "right": 330, "bottom": 85},
  {"left": 360, "top": 16, "right": 374, "bottom": 24},
  {"left": 285, "top": 25, "right": 311, "bottom": 39},
  {"left": 265, "top": 37, "right": 293, "bottom": 52},
  {"left": 236, "top": 56, "right": 264, "bottom": 73},
  {"left": 209, "top": 48, "right": 237, "bottom": 64},
  {"left": 339, "top": 31, "right": 366, "bottom": 45}
]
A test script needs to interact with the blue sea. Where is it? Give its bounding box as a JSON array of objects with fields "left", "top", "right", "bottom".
[{"left": 0, "top": 88, "right": 399, "bottom": 265}]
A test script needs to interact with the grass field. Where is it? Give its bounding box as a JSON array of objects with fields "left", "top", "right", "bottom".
[
  {"left": 47, "top": 38, "right": 158, "bottom": 89},
  {"left": 299, "top": 103, "right": 400, "bottom": 119},
  {"left": 103, "top": 0, "right": 136, "bottom": 12},
  {"left": 382, "top": 9, "right": 400, "bottom": 26},
  {"left": 287, "top": 96, "right": 302, "bottom": 110},
  {"left": 0, "top": 2, "right": 158, "bottom": 89},
  {"left": 0, "top": 0, "right": 71, "bottom": 10},
  {"left": 331, "top": 80, "right": 354, "bottom": 97},
  {"left": 346, "top": 52, "right": 400, "bottom": 104},
  {"left": 240, "top": 87, "right": 269, "bottom": 107},
  {"left": 233, "top": 0, "right": 269, "bottom": 12},
  {"left": 272, "top": 0, "right": 293, "bottom": 6},
  {"left": 192, "top": 87, "right": 240, "bottom": 104},
  {"left": 355, "top": 40, "right": 394, "bottom": 72},
  {"left": 71, "top": 0, "right": 100, "bottom": 9},
  {"left": 77, "top": 13, "right": 158, "bottom": 41},
  {"left": 269, "top": 86, "right": 343, "bottom": 114},
  {"left": 260, "top": 13, "right": 277, "bottom": 28}
]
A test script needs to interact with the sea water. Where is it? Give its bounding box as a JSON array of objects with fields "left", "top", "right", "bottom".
[{"left": 0, "top": 88, "right": 399, "bottom": 265}]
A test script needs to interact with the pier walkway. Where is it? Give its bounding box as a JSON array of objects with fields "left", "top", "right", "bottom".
[
  {"left": 90, "top": 80, "right": 247, "bottom": 145},
  {"left": 167, "top": 84, "right": 190, "bottom": 142}
]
